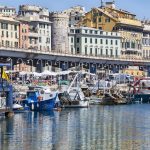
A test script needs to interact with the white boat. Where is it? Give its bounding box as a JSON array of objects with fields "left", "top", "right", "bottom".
[{"left": 58, "top": 72, "right": 89, "bottom": 108}]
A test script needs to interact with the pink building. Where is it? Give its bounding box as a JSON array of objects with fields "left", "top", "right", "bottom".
[{"left": 19, "top": 21, "right": 29, "bottom": 49}]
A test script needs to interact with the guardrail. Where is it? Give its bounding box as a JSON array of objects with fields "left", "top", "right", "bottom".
[{"left": 0, "top": 46, "right": 150, "bottom": 63}]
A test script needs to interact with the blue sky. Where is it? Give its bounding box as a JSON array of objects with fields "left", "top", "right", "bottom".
[{"left": 0, "top": 0, "right": 149, "bottom": 19}]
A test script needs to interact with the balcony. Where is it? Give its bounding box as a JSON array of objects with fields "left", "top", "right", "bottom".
[{"left": 29, "top": 32, "right": 38, "bottom": 38}]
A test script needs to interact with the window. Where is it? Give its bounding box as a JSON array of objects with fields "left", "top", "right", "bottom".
[
  {"left": 95, "top": 48, "right": 97, "bottom": 56},
  {"left": 106, "top": 39, "right": 108, "bottom": 45},
  {"left": 39, "top": 37, "right": 42, "bottom": 43},
  {"left": 106, "top": 49, "right": 108, "bottom": 56},
  {"left": 90, "top": 30, "right": 93, "bottom": 34},
  {"left": 1, "top": 23, "right": 8, "bottom": 29},
  {"left": 2, "top": 40, "right": 4, "bottom": 46},
  {"left": 90, "top": 38, "right": 92, "bottom": 43},
  {"left": 85, "top": 47, "right": 87, "bottom": 55},
  {"left": 105, "top": 17, "right": 110, "bottom": 22},
  {"left": 110, "top": 49, "right": 113, "bottom": 56},
  {"left": 99, "top": 18, "right": 101, "bottom": 22},
  {"left": 6, "top": 41, "right": 9, "bottom": 47},
  {"left": 115, "top": 40, "right": 118, "bottom": 45},
  {"left": 30, "top": 39, "right": 32, "bottom": 44},
  {"left": 85, "top": 38, "right": 87, "bottom": 43},
  {"left": 2, "top": 31, "right": 4, "bottom": 37},
  {"left": 111, "top": 40, "right": 113, "bottom": 45},
  {"left": 71, "top": 37, "right": 73, "bottom": 43},
  {"left": 131, "top": 42, "right": 135, "bottom": 48},
  {"left": 126, "top": 42, "right": 130, "bottom": 48},
  {"left": 75, "top": 30, "right": 80, "bottom": 33},
  {"left": 95, "top": 39, "right": 97, "bottom": 44},
  {"left": 115, "top": 49, "right": 118, "bottom": 56},
  {"left": 77, "top": 47, "right": 80, "bottom": 54},
  {"left": 6, "top": 31, "right": 8, "bottom": 38},
  {"left": 15, "top": 32, "right": 18, "bottom": 38},
  {"left": 90, "top": 48, "right": 92, "bottom": 55},
  {"left": 85, "top": 30, "right": 88, "bottom": 33},
  {"left": 95, "top": 31, "right": 98, "bottom": 34},
  {"left": 14, "top": 25, "right": 17, "bottom": 31},
  {"left": 15, "top": 42, "right": 18, "bottom": 48},
  {"left": 93, "top": 18, "right": 96, "bottom": 23},
  {"left": 76, "top": 38, "right": 80, "bottom": 43},
  {"left": 100, "top": 39, "right": 103, "bottom": 44},
  {"left": 100, "top": 49, "right": 103, "bottom": 55},
  {"left": 71, "top": 47, "right": 73, "bottom": 54}
]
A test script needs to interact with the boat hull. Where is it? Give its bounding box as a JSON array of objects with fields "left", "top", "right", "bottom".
[
  {"left": 132, "top": 94, "right": 150, "bottom": 103},
  {"left": 62, "top": 100, "right": 89, "bottom": 108},
  {"left": 28, "top": 96, "right": 57, "bottom": 111}
]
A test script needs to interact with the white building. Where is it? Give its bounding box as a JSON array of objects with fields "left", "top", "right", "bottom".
[
  {"left": 142, "top": 21, "right": 150, "bottom": 59},
  {"left": 69, "top": 27, "right": 121, "bottom": 57},
  {"left": 0, "top": 15, "right": 19, "bottom": 48},
  {"left": 18, "top": 5, "right": 51, "bottom": 52},
  {"left": 0, "top": 5, "right": 16, "bottom": 16},
  {"left": 63, "top": 6, "right": 86, "bottom": 27}
]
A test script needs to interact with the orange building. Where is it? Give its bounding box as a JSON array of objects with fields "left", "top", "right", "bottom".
[{"left": 19, "top": 20, "right": 29, "bottom": 49}]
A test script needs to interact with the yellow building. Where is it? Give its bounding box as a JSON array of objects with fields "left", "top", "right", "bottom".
[
  {"left": 78, "top": 1, "right": 143, "bottom": 59},
  {"left": 122, "top": 66, "right": 146, "bottom": 77}
]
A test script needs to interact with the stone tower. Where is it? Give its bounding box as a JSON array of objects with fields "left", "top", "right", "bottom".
[{"left": 50, "top": 12, "right": 69, "bottom": 53}]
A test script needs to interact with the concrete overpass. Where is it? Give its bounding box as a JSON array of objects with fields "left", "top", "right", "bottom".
[{"left": 0, "top": 47, "right": 150, "bottom": 73}]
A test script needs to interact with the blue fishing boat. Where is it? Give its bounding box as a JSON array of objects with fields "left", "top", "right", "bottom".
[{"left": 24, "top": 86, "right": 58, "bottom": 111}]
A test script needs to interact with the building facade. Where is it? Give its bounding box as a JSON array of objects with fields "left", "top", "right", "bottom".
[
  {"left": 78, "top": 1, "right": 143, "bottom": 60},
  {"left": 63, "top": 6, "right": 86, "bottom": 27},
  {"left": 142, "top": 21, "right": 150, "bottom": 59},
  {"left": 18, "top": 5, "right": 51, "bottom": 52},
  {"left": 0, "top": 15, "right": 19, "bottom": 48},
  {"left": 69, "top": 27, "right": 121, "bottom": 57},
  {"left": 50, "top": 12, "right": 69, "bottom": 53},
  {"left": 18, "top": 20, "right": 29, "bottom": 49},
  {"left": 0, "top": 5, "right": 16, "bottom": 16}
]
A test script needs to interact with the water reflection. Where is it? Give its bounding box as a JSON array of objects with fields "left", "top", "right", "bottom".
[{"left": 0, "top": 105, "right": 150, "bottom": 150}]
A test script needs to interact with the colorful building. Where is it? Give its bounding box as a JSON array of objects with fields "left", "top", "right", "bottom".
[
  {"left": 18, "top": 19, "right": 29, "bottom": 49},
  {"left": 122, "top": 66, "right": 146, "bottom": 77},
  {"left": 18, "top": 5, "right": 51, "bottom": 52},
  {"left": 78, "top": 1, "right": 143, "bottom": 60}
]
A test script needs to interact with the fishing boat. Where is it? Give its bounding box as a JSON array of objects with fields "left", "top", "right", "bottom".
[
  {"left": 58, "top": 72, "right": 89, "bottom": 108},
  {"left": 131, "top": 77, "right": 150, "bottom": 103},
  {"left": 24, "top": 86, "right": 58, "bottom": 111}
]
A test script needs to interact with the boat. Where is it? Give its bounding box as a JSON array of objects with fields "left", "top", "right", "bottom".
[
  {"left": 131, "top": 77, "right": 150, "bottom": 103},
  {"left": 24, "top": 86, "right": 58, "bottom": 111},
  {"left": 12, "top": 103, "right": 30, "bottom": 113},
  {"left": 58, "top": 72, "right": 89, "bottom": 108}
]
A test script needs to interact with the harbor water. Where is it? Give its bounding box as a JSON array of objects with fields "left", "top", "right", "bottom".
[{"left": 1, "top": 104, "right": 150, "bottom": 150}]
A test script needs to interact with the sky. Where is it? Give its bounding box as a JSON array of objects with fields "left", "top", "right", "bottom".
[{"left": 0, "top": 0, "right": 149, "bottom": 19}]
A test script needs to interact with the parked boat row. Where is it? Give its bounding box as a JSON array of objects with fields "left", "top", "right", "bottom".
[{"left": 11, "top": 71, "right": 150, "bottom": 112}]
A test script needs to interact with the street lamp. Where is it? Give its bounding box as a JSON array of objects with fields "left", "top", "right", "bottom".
[
  {"left": 45, "top": 60, "right": 52, "bottom": 71},
  {"left": 27, "top": 59, "right": 33, "bottom": 83},
  {"left": 36, "top": 59, "right": 42, "bottom": 73}
]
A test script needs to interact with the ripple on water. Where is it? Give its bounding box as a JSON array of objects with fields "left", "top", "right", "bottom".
[{"left": 0, "top": 105, "right": 150, "bottom": 150}]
